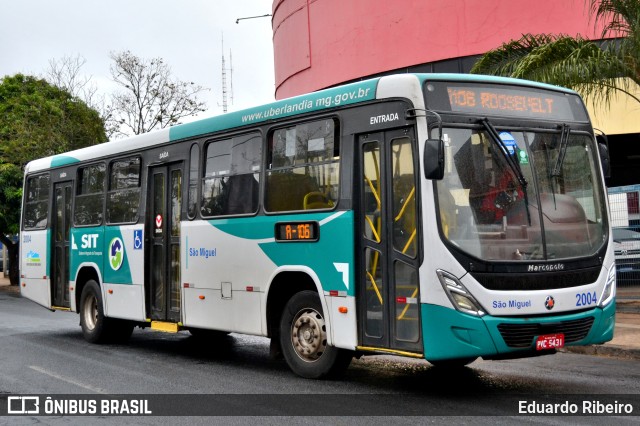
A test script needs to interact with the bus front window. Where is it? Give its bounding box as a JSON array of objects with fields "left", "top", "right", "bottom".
[{"left": 436, "top": 127, "right": 606, "bottom": 262}]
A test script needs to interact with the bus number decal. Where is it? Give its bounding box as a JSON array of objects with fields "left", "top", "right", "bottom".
[{"left": 575, "top": 291, "right": 597, "bottom": 307}]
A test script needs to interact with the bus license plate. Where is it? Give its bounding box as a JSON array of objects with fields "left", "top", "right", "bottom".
[{"left": 536, "top": 333, "right": 565, "bottom": 351}]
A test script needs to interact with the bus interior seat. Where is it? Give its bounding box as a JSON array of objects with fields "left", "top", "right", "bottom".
[
  {"left": 303, "top": 192, "right": 334, "bottom": 210},
  {"left": 266, "top": 172, "right": 321, "bottom": 211}
]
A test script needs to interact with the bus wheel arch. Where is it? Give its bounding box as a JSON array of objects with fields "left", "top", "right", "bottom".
[
  {"left": 266, "top": 271, "right": 317, "bottom": 357},
  {"left": 74, "top": 266, "right": 101, "bottom": 312}
]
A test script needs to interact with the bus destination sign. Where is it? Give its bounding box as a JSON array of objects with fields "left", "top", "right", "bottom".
[
  {"left": 426, "top": 82, "right": 583, "bottom": 121},
  {"left": 275, "top": 221, "right": 319, "bottom": 242},
  {"left": 448, "top": 87, "right": 558, "bottom": 115}
]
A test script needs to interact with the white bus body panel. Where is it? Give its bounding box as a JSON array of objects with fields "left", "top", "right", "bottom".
[
  {"left": 181, "top": 221, "right": 348, "bottom": 346},
  {"left": 183, "top": 287, "right": 262, "bottom": 334},
  {"left": 324, "top": 295, "right": 357, "bottom": 350},
  {"left": 21, "top": 277, "right": 51, "bottom": 308},
  {"left": 104, "top": 283, "right": 146, "bottom": 321},
  {"left": 20, "top": 230, "right": 51, "bottom": 308},
  {"left": 181, "top": 221, "right": 274, "bottom": 336}
]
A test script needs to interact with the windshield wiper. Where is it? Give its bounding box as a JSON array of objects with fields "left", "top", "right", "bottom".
[
  {"left": 480, "top": 118, "right": 531, "bottom": 225},
  {"left": 551, "top": 124, "right": 570, "bottom": 177},
  {"left": 480, "top": 118, "right": 528, "bottom": 190}
]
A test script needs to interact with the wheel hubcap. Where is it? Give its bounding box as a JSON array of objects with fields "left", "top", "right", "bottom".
[
  {"left": 291, "top": 308, "right": 327, "bottom": 362},
  {"left": 83, "top": 295, "right": 98, "bottom": 331}
]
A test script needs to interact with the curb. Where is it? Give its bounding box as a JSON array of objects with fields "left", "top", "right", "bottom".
[
  {"left": 562, "top": 345, "right": 640, "bottom": 361},
  {"left": 617, "top": 301, "right": 640, "bottom": 313}
]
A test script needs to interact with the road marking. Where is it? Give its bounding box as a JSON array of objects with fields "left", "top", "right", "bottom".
[{"left": 29, "top": 365, "right": 107, "bottom": 394}]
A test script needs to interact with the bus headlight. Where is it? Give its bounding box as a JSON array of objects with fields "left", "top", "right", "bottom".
[
  {"left": 598, "top": 264, "right": 616, "bottom": 307},
  {"left": 436, "top": 270, "right": 485, "bottom": 316}
]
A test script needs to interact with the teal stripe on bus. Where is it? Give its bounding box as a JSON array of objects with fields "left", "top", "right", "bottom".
[
  {"left": 209, "top": 211, "right": 356, "bottom": 295},
  {"left": 50, "top": 155, "right": 80, "bottom": 168},
  {"left": 169, "top": 79, "right": 379, "bottom": 142}
]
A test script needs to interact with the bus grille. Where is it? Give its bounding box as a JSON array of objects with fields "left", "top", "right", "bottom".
[
  {"left": 471, "top": 267, "right": 601, "bottom": 291},
  {"left": 497, "top": 317, "right": 595, "bottom": 348}
]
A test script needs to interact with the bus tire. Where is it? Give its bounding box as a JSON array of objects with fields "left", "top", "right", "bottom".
[
  {"left": 79, "top": 280, "right": 111, "bottom": 344},
  {"left": 280, "top": 290, "right": 352, "bottom": 379}
]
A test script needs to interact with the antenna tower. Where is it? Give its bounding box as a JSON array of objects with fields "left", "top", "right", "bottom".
[{"left": 221, "top": 35, "right": 234, "bottom": 113}]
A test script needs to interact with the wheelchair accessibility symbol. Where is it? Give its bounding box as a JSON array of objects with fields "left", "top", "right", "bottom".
[{"left": 134, "top": 229, "right": 143, "bottom": 250}]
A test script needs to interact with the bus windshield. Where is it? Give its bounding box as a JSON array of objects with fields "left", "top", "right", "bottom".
[{"left": 436, "top": 125, "right": 607, "bottom": 262}]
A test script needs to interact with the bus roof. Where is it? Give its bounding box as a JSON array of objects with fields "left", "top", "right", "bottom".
[{"left": 24, "top": 73, "right": 577, "bottom": 174}]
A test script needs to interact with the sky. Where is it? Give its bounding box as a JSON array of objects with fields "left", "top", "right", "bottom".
[{"left": 0, "top": 0, "right": 275, "bottom": 120}]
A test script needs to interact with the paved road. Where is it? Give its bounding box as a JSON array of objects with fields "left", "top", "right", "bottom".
[{"left": 1, "top": 290, "right": 639, "bottom": 425}]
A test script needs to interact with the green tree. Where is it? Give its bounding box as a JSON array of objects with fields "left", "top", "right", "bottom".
[
  {"left": 471, "top": 0, "right": 640, "bottom": 107},
  {"left": 0, "top": 74, "right": 107, "bottom": 285}
]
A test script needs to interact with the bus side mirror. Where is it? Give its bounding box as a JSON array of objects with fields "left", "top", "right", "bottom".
[
  {"left": 598, "top": 142, "right": 611, "bottom": 179},
  {"left": 424, "top": 138, "right": 445, "bottom": 180}
]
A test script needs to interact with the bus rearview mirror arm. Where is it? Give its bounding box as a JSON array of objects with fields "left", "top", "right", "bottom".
[
  {"left": 598, "top": 142, "right": 611, "bottom": 179},
  {"left": 594, "top": 129, "right": 611, "bottom": 179},
  {"left": 407, "top": 108, "right": 445, "bottom": 180}
]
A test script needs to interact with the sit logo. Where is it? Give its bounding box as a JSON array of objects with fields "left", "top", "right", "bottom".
[
  {"left": 71, "top": 233, "right": 99, "bottom": 250},
  {"left": 109, "top": 237, "right": 124, "bottom": 271}
]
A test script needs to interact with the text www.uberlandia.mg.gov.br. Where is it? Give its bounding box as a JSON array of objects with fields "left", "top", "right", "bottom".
[{"left": 241, "top": 87, "right": 372, "bottom": 123}]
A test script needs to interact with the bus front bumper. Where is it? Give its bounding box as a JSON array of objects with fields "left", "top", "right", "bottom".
[{"left": 421, "top": 300, "right": 616, "bottom": 362}]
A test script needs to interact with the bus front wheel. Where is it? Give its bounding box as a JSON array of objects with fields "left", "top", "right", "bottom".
[{"left": 279, "top": 290, "right": 352, "bottom": 379}]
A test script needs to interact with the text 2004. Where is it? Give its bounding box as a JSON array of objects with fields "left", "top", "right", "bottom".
[{"left": 575, "top": 291, "right": 597, "bottom": 307}]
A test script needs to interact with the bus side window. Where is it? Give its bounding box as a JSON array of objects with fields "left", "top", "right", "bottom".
[
  {"left": 23, "top": 174, "right": 51, "bottom": 230},
  {"left": 107, "top": 157, "right": 141, "bottom": 224},
  {"left": 201, "top": 133, "right": 261, "bottom": 217},
  {"left": 75, "top": 163, "right": 106, "bottom": 226},
  {"left": 265, "top": 118, "right": 339, "bottom": 212}
]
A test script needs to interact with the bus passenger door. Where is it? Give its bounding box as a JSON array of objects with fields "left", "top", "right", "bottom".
[
  {"left": 51, "top": 181, "right": 72, "bottom": 309},
  {"left": 148, "top": 163, "right": 183, "bottom": 323},
  {"left": 358, "top": 129, "right": 422, "bottom": 354}
]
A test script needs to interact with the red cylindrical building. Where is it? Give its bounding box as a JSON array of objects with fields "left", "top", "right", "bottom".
[
  {"left": 272, "top": 0, "right": 603, "bottom": 100},
  {"left": 271, "top": 0, "right": 640, "bottom": 188}
]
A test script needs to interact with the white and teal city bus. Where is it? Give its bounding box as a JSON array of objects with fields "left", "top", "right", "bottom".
[{"left": 20, "top": 74, "right": 616, "bottom": 378}]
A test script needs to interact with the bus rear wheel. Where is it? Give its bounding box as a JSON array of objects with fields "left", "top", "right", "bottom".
[
  {"left": 79, "top": 280, "right": 133, "bottom": 343},
  {"left": 280, "top": 290, "right": 352, "bottom": 379}
]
